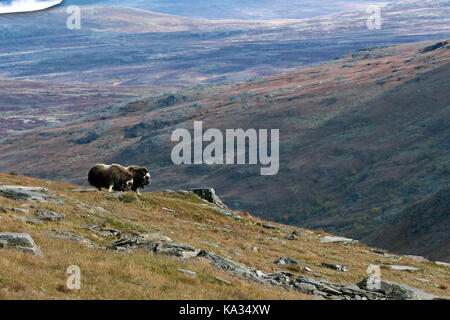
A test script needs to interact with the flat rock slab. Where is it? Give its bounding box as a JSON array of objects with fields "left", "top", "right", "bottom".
[
  {"left": 178, "top": 269, "right": 197, "bottom": 276},
  {"left": 322, "top": 263, "right": 347, "bottom": 272},
  {"left": 0, "top": 232, "right": 42, "bottom": 255},
  {"left": 389, "top": 265, "right": 420, "bottom": 271},
  {"left": 35, "top": 209, "right": 65, "bottom": 222},
  {"left": 0, "top": 185, "right": 63, "bottom": 204},
  {"left": 13, "top": 216, "right": 42, "bottom": 225},
  {"left": 10, "top": 208, "right": 30, "bottom": 214},
  {"left": 47, "top": 230, "right": 98, "bottom": 248},
  {"left": 435, "top": 261, "right": 450, "bottom": 268},
  {"left": 320, "top": 236, "right": 359, "bottom": 246},
  {"left": 208, "top": 206, "right": 242, "bottom": 221},
  {"left": 275, "top": 257, "right": 299, "bottom": 266}
]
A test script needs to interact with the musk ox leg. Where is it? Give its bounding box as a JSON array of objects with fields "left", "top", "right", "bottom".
[{"left": 108, "top": 185, "right": 113, "bottom": 192}]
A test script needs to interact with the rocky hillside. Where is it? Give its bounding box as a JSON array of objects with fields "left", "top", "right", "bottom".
[
  {"left": 368, "top": 187, "right": 450, "bottom": 262},
  {"left": 0, "top": 174, "right": 448, "bottom": 299},
  {"left": 1, "top": 39, "right": 449, "bottom": 258}
]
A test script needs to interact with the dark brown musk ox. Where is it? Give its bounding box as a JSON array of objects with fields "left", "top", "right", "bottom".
[
  {"left": 126, "top": 166, "right": 151, "bottom": 194},
  {"left": 88, "top": 164, "right": 134, "bottom": 192}
]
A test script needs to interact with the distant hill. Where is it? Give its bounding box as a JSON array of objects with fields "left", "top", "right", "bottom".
[
  {"left": 367, "top": 188, "right": 450, "bottom": 262},
  {"left": 62, "top": 0, "right": 396, "bottom": 20},
  {"left": 0, "top": 1, "right": 449, "bottom": 87}
]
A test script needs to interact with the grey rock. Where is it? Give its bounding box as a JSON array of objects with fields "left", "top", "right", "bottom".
[
  {"left": 13, "top": 216, "right": 42, "bottom": 225},
  {"left": 209, "top": 206, "right": 242, "bottom": 221},
  {"left": 256, "top": 222, "right": 278, "bottom": 230},
  {"left": 292, "top": 230, "right": 307, "bottom": 236},
  {"left": 35, "top": 209, "right": 65, "bottom": 222},
  {"left": 370, "top": 249, "right": 403, "bottom": 260},
  {"left": 199, "top": 251, "right": 270, "bottom": 284},
  {"left": 215, "top": 277, "right": 231, "bottom": 285},
  {"left": 178, "top": 269, "right": 197, "bottom": 276},
  {"left": 320, "top": 236, "right": 359, "bottom": 246},
  {"left": 111, "top": 236, "right": 199, "bottom": 259},
  {"left": 156, "top": 242, "right": 201, "bottom": 259},
  {"left": 357, "top": 277, "right": 437, "bottom": 300},
  {"left": 0, "top": 185, "right": 63, "bottom": 204},
  {"left": 404, "top": 255, "right": 428, "bottom": 262},
  {"left": 388, "top": 265, "right": 420, "bottom": 271},
  {"left": 192, "top": 188, "right": 228, "bottom": 209},
  {"left": 10, "top": 208, "right": 29, "bottom": 214},
  {"left": 275, "top": 257, "right": 299, "bottom": 266},
  {"left": 0, "top": 232, "right": 42, "bottom": 255},
  {"left": 139, "top": 233, "right": 172, "bottom": 243},
  {"left": 322, "top": 263, "right": 347, "bottom": 272},
  {"left": 47, "top": 230, "right": 98, "bottom": 248},
  {"left": 435, "top": 261, "right": 450, "bottom": 268}
]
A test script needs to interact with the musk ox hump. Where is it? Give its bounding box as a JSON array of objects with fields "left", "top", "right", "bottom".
[{"left": 88, "top": 164, "right": 134, "bottom": 192}]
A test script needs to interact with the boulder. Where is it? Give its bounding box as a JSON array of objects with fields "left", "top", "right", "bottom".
[
  {"left": 13, "top": 216, "right": 42, "bottom": 225},
  {"left": 322, "top": 263, "right": 347, "bottom": 272},
  {"left": 0, "top": 185, "right": 63, "bottom": 204},
  {"left": 47, "top": 230, "right": 98, "bottom": 248},
  {"left": 10, "top": 208, "right": 30, "bottom": 214},
  {"left": 256, "top": 222, "right": 278, "bottom": 230},
  {"left": 320, "top": 236, "right": 359, "bottom": 246},
  {"left": 357, "top": 277, "right": 437, "bottom": 300},
  {"left": 35, "top": 209, "right": 65, "bottom": 222},
  {"left": 192, "top": 188, "right": 228, "bottom": 209},
  {"left": 0, "top": 232, "right": 42, "bottom": 255},
  {"left": 275, "top": 257, "right": 299, "bottom": 266}
]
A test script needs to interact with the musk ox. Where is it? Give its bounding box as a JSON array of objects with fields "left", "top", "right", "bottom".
[
  {"left": 126, "top": 166, "right": 151, "bottom": 194},
  {"left": 88, "top": 164, "right": 134, "bottom": 192}
]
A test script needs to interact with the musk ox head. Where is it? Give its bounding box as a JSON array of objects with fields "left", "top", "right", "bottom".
[{"left": 127, "top": 166, "right": 151, "bottom": 191}]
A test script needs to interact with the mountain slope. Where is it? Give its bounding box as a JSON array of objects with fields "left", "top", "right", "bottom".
[
  {"left": 1, "top": 39, "right": 448, "bottom": 258},
  {"left": 367, "top": 188, "right": 450, "bottom": 261},
  {"left": 0, "top": 173, "right": 448, "bottom": 299}
]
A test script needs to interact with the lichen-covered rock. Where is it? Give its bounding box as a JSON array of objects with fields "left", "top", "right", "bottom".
[
  {"left": 275, "top": 257, "right": 299, "bottom": 266},
  {"left": 320, "top": 236, "right": 359, "bottom": 246},
  {"left": 357, "top": 277, "right": 437, "bottom": 300},
  {"left": 321, "top": 263, "right": 347, "bottom": 272},
  {"left": 192, "top": 188, "right": 228, "bottom": 209},
  {"left": 47, "top": 230, "right": 99, "bottom": 248},
  {"left": 0, "top": 232, "right": 42, "bottom": 255},
  {"left": 35, "top": 209, "right": 65, "bottom": 222},
  {"left": 0, "top": 185, "right": 63, "bottom": 204}
]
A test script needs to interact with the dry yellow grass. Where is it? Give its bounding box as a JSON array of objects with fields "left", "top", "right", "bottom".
[{"left": 0, "top": 174, "right": 448, "bottom": 300}]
